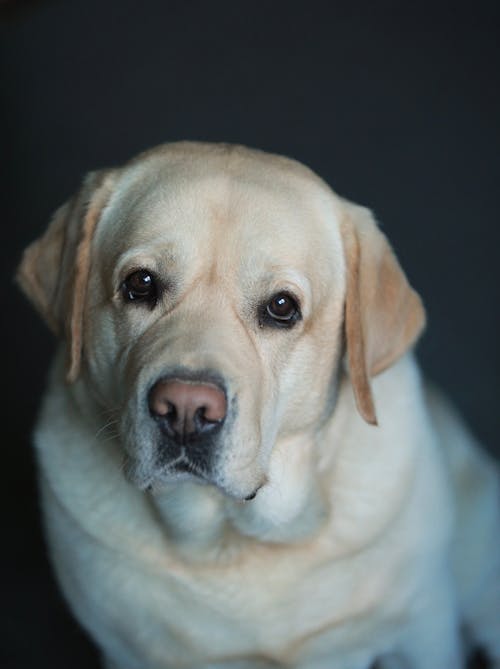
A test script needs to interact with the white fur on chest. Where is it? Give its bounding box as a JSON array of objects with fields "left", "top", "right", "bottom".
[{"left": 40, "top": 474, "right": 427, "bottom": 669}]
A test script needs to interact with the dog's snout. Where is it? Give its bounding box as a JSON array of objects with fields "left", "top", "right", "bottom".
[{"left": 149, "top": 378, "right": 227, "bottom": 443}]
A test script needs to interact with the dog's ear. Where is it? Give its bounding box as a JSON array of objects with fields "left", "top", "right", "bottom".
[
  {"left": 17, "top": 169, "right": 117, "bottom": 382},
  {"left": 340, "top": 201, "right": 426, "bottom": 425}
]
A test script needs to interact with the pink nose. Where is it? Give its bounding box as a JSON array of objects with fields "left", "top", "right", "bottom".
[{"left": 148, "top": 379, "right": 227, "bottom": 442}]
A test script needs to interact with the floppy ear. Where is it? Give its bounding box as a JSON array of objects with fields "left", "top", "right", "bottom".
[
  {"left": 340, "top": 201, "right": 426, "bottom": 425},
  {"left": 17, "top": 169, "right": 116, "bottom": 382}
]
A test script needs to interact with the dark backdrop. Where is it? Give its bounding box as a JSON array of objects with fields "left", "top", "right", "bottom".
[{"left": 1, "top": 1, "right": 499, "bottom": 667}]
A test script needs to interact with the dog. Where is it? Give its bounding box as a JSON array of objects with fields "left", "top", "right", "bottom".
[{"left": 18, "top": 142, "right": 500, "bottom": 669}]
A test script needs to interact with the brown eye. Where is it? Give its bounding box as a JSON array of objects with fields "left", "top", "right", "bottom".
[
  {"left": 122, "top": 269, "right": 157, "bottom": 305},
  {"left": 261, "top": 292, "right": 301, "bottom": 328}
]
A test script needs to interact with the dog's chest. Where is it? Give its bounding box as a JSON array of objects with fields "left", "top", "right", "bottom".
[
  {"left": 132, "top": 541, "right": 397, "bottom": 666},
  {"left": 45, "top": 472, "right": 402, "bottom": 667}
]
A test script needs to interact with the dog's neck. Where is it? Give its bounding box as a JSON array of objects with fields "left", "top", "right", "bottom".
[{"left": 149, "top": 430, "right": 330, "bottom": 560}]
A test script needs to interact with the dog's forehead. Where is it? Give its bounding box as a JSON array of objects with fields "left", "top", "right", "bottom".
[{"left": 96, "top": 145, "right": 344, "bottom": 279}]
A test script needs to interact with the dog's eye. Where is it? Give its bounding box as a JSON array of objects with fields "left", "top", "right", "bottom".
[
  {"left": 122, "top": 269, "right": 157, "bottom": 305},
  {"left": 260, "top": 293, "right": 301, "bottom": 328}
]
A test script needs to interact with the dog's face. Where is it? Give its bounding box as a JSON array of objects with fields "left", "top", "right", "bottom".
[
  {"left": 84, "top": 147, "right": 347, "bottom": 501},
  {"left": 18, "top": 143, "right": 425, "bottom": 506}
]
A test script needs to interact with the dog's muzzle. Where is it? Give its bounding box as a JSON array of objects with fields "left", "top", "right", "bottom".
[{"left": 146, "top": 373, "right": 228, "bottom": 479}]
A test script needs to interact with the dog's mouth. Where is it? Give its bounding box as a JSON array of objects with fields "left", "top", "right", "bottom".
[
  {"left": 161, "top": 449, "right": 213, "bottom": 483},
  {"left": 124, "top": 449, "right": 263, "bottom": 502},
  {"left": 124, "top": 447, "right": 211, "bottom": 487}
]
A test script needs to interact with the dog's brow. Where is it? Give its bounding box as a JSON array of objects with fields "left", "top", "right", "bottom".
[
  {"left": 261, "top": 270, "right": 311, "bottom": 305},
  {"left": 112, "top": 249, "right": 176, "bottom": 286}
]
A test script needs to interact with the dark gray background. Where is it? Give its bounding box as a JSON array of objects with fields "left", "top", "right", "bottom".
[{"left": 1, "top": 1, "right": 498, "bottom": 667}]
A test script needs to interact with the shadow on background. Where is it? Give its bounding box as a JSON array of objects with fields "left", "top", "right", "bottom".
[{"left": 1, "top": 1, "right": 498, "bottom": 667}]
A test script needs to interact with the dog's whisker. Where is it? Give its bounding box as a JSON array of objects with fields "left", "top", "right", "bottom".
[{"left": 94, "top": 418, "right": 120, "bottom": 440}]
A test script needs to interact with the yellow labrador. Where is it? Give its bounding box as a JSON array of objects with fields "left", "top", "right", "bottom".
[{"left": 18, "top": 143, "right": 500, "bottom": 669}]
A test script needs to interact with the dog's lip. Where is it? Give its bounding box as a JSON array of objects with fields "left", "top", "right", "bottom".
[
  {"left": 144, "top": 469, "right": 266, "bottom": 503},
  {"left": 125, "top": 451, "right": 268, "bottom": 501},
  {"left": 242, "top": 480, "right": 267, "bottom": 502}
]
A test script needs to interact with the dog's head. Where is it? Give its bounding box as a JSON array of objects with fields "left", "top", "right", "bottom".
[{"left": 18, "top": 143, "right": 425, "bottom": 504}]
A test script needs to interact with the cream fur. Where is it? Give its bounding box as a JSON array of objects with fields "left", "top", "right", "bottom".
[{"left": 20, "top": 143, "right": 500, "bottom": 669}]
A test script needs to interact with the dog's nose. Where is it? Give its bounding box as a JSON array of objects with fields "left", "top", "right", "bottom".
[{"left": 148, "top": 378, "right": 227, "bottom": 443}]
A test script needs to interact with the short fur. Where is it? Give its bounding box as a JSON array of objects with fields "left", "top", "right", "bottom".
[{"left": 18, "top": 143, "right": 500, "bottom": 669}]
